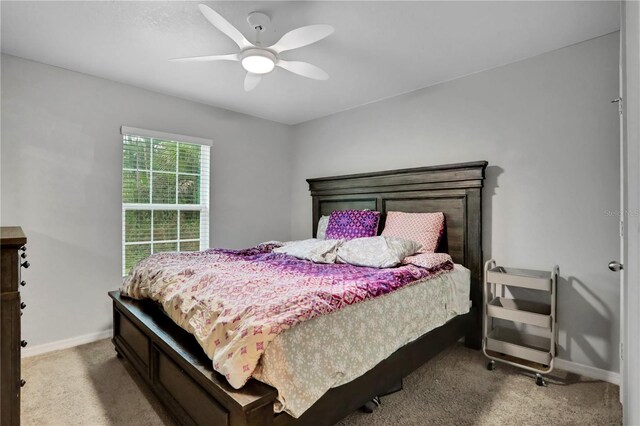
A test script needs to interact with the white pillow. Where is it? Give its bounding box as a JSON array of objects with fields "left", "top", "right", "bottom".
[
  {"left": 316, "top": 215, "right": 330, "bottom": 240},
  {"left": 273, "top": 238, "right": 342, "bottom": 263},
  {"left": 336, "top": 236, "right": 422, "bottom": 268}
]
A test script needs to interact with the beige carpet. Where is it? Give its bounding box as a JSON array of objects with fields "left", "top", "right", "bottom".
[{"left": 21, "top": 339, "right": 621, "bottom": 426}]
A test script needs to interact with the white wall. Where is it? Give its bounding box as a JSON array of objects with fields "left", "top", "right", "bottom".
[
  {"left": 290, "top": 33, "right": 621, "bottom": 372},
  {"left": 1, "top": 54, "right": 292, "bottom": 348}
]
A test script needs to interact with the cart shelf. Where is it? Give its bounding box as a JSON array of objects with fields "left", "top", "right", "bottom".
[
  {"left": 487, "top": 297, "right": 552, "bottom": 329},
  {"left": 486, "top": 327, "right": 552, "bottom": 366},
  {"left": 486, "top": 266, "right": 552, "bottom": 291}
]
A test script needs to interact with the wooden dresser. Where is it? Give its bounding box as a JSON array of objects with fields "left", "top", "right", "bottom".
[{"left": 1, "top": 227, "right": 28, "bottom": 426}]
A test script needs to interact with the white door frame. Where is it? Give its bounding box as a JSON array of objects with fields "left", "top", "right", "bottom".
[
  {"left": 618, "top": 8, "right": 625, "bottom": 404},
  {"left": 622, "top": 1, "right": 640, "bottom": 424}
]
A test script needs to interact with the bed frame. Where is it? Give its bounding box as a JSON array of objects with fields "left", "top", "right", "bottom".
[{"left": 109, "top": 161, "right": 487, "bottom": 426}]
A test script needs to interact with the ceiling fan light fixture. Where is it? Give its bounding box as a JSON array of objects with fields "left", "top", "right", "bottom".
[{"left": 241, "top": 49, "right": 276, "bottom": 74}]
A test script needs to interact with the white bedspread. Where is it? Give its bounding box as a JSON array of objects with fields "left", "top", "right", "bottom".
[{"left": 252, "top": 264, "right": 470, "bottom": 418}]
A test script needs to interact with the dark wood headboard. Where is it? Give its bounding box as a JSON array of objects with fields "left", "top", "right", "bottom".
[{"left": 307, "top": 161, "right": 487, "bottom": 346}]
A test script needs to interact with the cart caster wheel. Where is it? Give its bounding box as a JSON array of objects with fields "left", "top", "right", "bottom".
[
  {"left": 487, "top": 360, "right": 495, "bottom": 371},
  {"left": 535, "top": 374, "right": 545, "bottom": 386}
]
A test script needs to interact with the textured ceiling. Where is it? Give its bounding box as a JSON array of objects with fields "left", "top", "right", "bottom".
[{"left": 1, "top": 1, "right": 620, "bottom": 124}]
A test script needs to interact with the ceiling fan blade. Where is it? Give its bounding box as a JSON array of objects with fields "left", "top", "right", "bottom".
[
  {"left": 244, "top": 72, "right": 262, "bottom": 91},
  {"left": 170, "top": 53, "right": 240, "bottom": 62},
  {"left": 276, "top": 60, "right": 329, "bottom": 80},
  {"left": 268, "top": 24, "right": 334, "bottom": 54},
  {"left": 198, "top": 4, "right": 253, "bottom": 50}
]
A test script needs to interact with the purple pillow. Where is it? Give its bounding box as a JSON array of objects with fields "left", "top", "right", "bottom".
[{"left": 325, "top": 210, "right": 381, "bottom": 240}]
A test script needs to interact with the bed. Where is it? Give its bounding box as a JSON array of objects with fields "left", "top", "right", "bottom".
[{"left": 109, "top": 160, "right": 487, "bottom": 426}]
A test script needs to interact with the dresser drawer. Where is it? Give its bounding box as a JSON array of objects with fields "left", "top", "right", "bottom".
[
  {"left": 1, "top": 247, "right": 21, "bottom": 293},
  {"left": 1, "top": 292, "right": 21, "bottom": 426}
]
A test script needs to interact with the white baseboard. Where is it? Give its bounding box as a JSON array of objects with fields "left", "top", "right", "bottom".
[
  {"left": 555, "top": 358, "right": 620, "bottom": 386},
  {"left": 20, "top": 330, "right": 621, "bottom": 388},
  {"left": 21, "top": 329, "right": 112, "bottom": 358}
]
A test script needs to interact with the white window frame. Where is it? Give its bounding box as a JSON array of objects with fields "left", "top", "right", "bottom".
[{"left": 121, "top": 126, "right": 211, "bottom": 275}]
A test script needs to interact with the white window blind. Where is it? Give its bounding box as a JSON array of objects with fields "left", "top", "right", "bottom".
[{"left": 121, "top": 130, "right": 210, "bottom": 275}]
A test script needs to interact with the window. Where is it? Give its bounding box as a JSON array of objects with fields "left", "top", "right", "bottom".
[{"left": 121, "top": 127, "right": 210, "bottom": 275}]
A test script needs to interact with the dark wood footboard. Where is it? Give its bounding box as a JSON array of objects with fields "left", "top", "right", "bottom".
[
  {"left": 110, "top": 290, "right": 474, "bottom": 426},
  {"left": 110, "top": 291, "right": 278, "bottom": 426}
]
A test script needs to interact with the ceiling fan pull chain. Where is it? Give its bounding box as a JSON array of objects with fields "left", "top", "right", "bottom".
[{"left": 254, "top": 27, "right": 262, "bottom": 46}]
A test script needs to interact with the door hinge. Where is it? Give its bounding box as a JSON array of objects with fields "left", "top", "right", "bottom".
[
  {"left": 621, "top": 342, "right": 624, "bottom": 360},
  {"left": 621, "top": 220, "right": 624, "bottom": 238}
]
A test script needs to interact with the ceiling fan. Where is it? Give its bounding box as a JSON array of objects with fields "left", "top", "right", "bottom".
[{"left": 171, "top": 4, "right": 334, "bottom": 91}]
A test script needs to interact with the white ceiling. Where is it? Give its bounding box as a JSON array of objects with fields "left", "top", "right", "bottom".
[{"left": 1, "top": 1, "right": 620, "bottom": 125}]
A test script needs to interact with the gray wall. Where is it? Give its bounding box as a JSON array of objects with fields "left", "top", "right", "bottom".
[
  {"left": 1, "top": 32, "right": 621, "bottom": 373},
  {"left": 290, "top": 33, "right": 621, "bottom": 372},
  {"left": 1, "top": 54, "right": 293, "bottom": 347}
]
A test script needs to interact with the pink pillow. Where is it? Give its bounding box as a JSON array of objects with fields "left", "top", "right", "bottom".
[
  {"left": 381, "top": 211, "right": 445, "bottom": 253},
  {"left": 325, "top": 210, "right": 380, "bottom": 240},
  {"left": 402, "top": 252, "right": 453, "bottom": 269}
]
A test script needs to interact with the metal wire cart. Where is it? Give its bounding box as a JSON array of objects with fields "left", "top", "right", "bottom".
[{"left": 482, "top": 260, "right": 559, "bottom": 386}]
